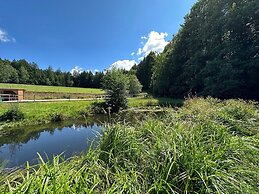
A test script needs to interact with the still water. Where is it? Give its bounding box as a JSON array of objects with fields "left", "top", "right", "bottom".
[{"left": 0, "top": 118, "right": 106, "bottom": 168}]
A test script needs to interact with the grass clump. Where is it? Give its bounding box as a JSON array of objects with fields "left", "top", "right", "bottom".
[
  {"left": 50, "top": 112, "right": 65, "bottom": 122},
  {"left": 0, "top": 97, "right": 258, "bottom": 193},
  {"left": 0, "top": 104, "right": 24, "bottom": 122}
]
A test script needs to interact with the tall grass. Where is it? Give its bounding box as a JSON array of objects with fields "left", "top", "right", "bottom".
[{"left": 0, "top": 97, "right": 258, "bottom": 193}]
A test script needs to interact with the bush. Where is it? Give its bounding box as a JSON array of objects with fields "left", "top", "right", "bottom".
[
  {"left": 89, "top": 101, "right": 107, "bottom": 114},
  {"left": 102, "top": 69, "right": 129, "bottom": 113},
  {"left": 50, "top": 112, "right": 64, "bottom": 122},
  {"left": 0, "top": 105, "right": 24, "bottom": 121}
]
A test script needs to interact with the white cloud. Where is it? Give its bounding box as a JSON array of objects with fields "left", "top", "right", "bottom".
[
  {"left": 137, "top": 31, "right": 169, "bottom": 58},
  {"left": 138, "top": 57, "right": 144, "bottom": 62},
  {"left": 0, "top": 28, "right": 15, "bottom": 43},
  {"left": 70, "top": 66, "right": 83, "bottom": 75},
  {"left": 137, "top": 48, "right": 142, "bottom": 55},
  {"left": 109, "top": 60, "right": 136, "bottom": 71},
  {"left": 107, "top": 30, "right": 169, "bottom": 70}
]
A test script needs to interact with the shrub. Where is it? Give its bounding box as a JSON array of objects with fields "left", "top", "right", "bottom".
[
  {"left": 0, "top": 105, "right": 24, "bottom": 121},
  {"left": 50, "top": 112, "right": 64, "bottom": 122},
  {"left": 89, "top": 101, "right": 107, "bottom": 114},
  {"left": 102, "top": 69, "right": 129, "bottom": 113}
]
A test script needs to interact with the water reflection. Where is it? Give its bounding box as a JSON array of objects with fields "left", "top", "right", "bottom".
[{"left": 0, "top": 116, "right": 106, "bottom": 168}]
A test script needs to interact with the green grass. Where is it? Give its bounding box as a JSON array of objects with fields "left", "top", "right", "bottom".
[
  {"left": 0, "top": 97, "right": 182, "bottom": 129},
  {"left": 0, "top": 101, "right": 97, "bottom": 129},
  {"left": 0, "top": 97, "right": 258, "bottom": 193},
  {"left": 128, "top": 97, "right": 183, "bottom": 107},
  {"left": 0, "top": 83, "right": 104, "bottom": 94}
]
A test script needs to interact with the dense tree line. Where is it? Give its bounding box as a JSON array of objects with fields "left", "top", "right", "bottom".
[
  {"left": 0, "top": 58, "right": 104, "bottom": 88},
  {"left": 134, "top": 0, "right": 259, "bottom": 100}
]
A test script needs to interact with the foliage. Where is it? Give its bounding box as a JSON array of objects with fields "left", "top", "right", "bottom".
[
  {"left": 89, "top": 101, "right": 107, "bottom": 114},
  {"left": 0, "top": 104, "right": 24, "bottom": 121},
  {"left": 0, "top": 62, "right": 19, "bottom": 83},
  {"left": 128, "top": 97, "right": 183, "bottom": 107},
  {"left": 0, "top": 98, "right": 258, "bottom": 193},
  {"left": 128, "top": 74, "right": 142, "bottom": 96},
  {"left": 50, "top": 112, "right": 65, "bottom": 122},
  {"left": 0, "top": 58, "right": 104, "bottom": 88},
  {"left": 136, "top": 51, "right": 156, "bottom": 91},
  {"left": 102, "top": 69, "right": 129, "bottom": 113},
  {"left": 136, "top": 0, "right": 259, "bottom": 100}
]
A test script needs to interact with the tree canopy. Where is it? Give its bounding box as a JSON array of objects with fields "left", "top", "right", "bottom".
[
  {"left": 135, "top": 0, "right": 259, "bottom": 100},
  {"left": 0, "top": 58, "right": 104, "bottom": 89},
  {"left": 102, "top": 69, "right": 129, "bottom": 113}
]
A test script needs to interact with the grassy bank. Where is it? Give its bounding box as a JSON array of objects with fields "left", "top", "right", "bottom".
[
  {"left": 0, "top": 97, "right": 182, "bottom": 129},
  {"left": 0, "top": 83, "right": 104, "bottom": 94},
  {"left": 0, "top": 98, "right": 258, "bottom": 193},
  {"left": 0, "top": 101, "right": 96, "bottom": 129}
]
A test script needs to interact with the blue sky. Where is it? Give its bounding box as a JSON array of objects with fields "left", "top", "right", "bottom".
[{"left": 0, "top": 0, "right": 197, "bottom": 72}]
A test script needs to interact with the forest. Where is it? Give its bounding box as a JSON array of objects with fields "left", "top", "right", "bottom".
[
  {"left": 134, "top": 0, "right": 259, "bottom": 100},
  {"left": 0, "top": 58, "right": 104, "bottom": 88}
]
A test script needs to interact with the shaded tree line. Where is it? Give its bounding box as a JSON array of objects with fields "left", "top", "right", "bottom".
[
  {"left": 0, "top": 58, "right": 104, "bottom": 88},
  {"left": 134, "top": 0, "right": 259, "bottom": 100}
]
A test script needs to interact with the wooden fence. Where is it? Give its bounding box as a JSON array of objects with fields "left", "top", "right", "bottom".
[{"left": 0, "top": 94, "right": 21, "bottom": 101}]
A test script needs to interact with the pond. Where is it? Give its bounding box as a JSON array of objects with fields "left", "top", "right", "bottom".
[{"left": 0, "top": 116, "right": 108, "bottom": 168}]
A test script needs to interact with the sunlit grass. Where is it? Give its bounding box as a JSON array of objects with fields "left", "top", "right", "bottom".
[
  {"left": 0, "top": 101, "right": 97, "bottom": 128},
  {"left": 0, "top": 97, "right": 258, "bottom": 193},
  {"left": 128, "top": 97, "right": 183, "bottom": 107},
  {"left": 0, "top": 83, "right": 104, "bottom": 94}
]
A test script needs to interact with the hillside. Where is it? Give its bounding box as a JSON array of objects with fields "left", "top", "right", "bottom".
[{"left": 0, "top": 83, "right": 104, "bottom": 94}]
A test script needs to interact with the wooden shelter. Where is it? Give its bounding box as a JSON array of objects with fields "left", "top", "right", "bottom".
[{"left": 0, "top": 88, "right": 25, "bottom": 101}]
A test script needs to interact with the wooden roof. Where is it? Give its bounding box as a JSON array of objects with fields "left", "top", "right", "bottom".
[{"left": 0, "top": 88, "right": 26, "bottom": 91}]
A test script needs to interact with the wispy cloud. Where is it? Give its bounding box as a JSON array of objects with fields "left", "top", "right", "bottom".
[{"left": 0, "top": 28, "right": 15, "bottom": 43}]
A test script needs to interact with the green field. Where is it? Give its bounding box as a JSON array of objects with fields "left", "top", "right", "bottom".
[{"left": 0, "top": 83, "right": 104, "bottom": 94}]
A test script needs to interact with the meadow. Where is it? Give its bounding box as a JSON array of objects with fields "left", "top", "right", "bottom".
[
  {"left": 0, "top": 97, "right": 258, "bottom": 193},
  {"left": 0, "top": 83, "right": 104, "bottom": 94}
]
